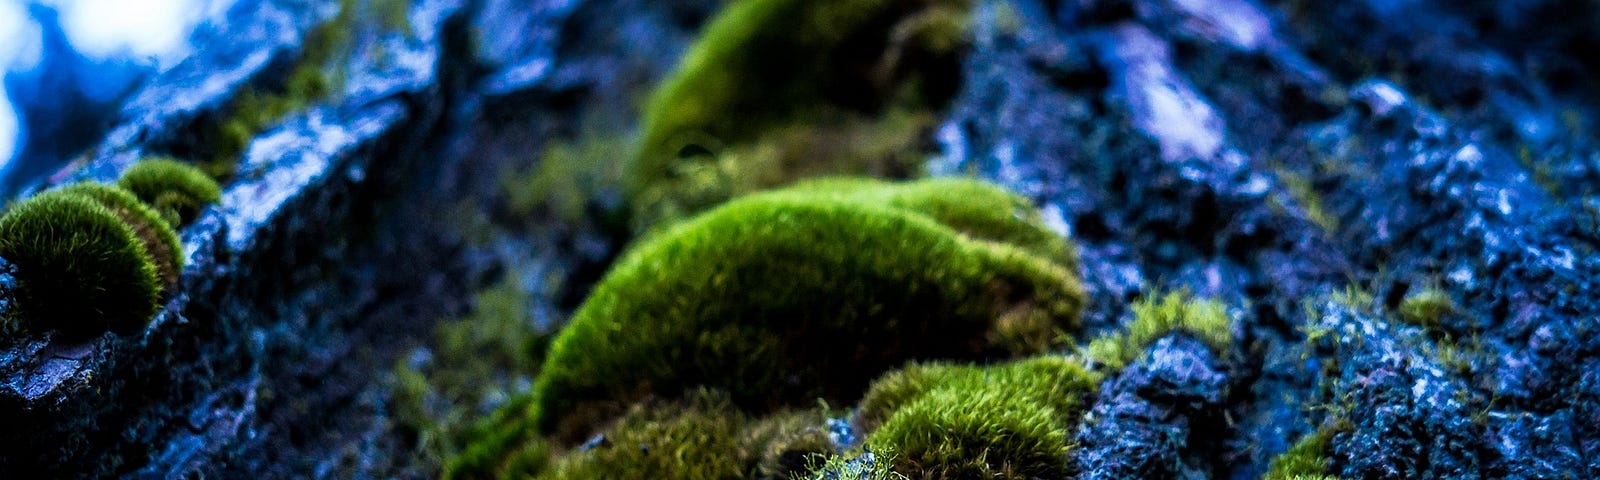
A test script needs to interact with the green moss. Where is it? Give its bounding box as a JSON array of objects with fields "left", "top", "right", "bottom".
[
  {"left": 1277, "top": 169, "right": 1337, "bottom": 232},
  {"left": 502, "top": 134, "right": 629, "bottom": 224},
  {"left": 0, "top": 189, "right": 163, "bottom": 337},
  {"left": 522, "top": 178, "right": 1084, "bottom": 443},
  {"left": 54, "top": 183, "right": 184, "bottom": 291},
  {"left": 799, "top": 450, "right": 908, "bottom": 480},
  {"left": 1083, "top": 292, "right": 1232, "bottom": 371},
  {"left": 526, "top": 391, "right": 830, "bottom": 480},
  {"left": 1396, "top": 287, "right": 1455, "bottom": 329},
  {"left": 628, "top": 0, "right": 974, "bottom": 231},
  {"left": 859, "top": 356, "right": 1100, "bottom": 479},
  {"left": 394, "top": 276, "right": 553, "bottom": 470},
  {"left": 746, "top": 410, "right": 836, "bottom": 479},
  {"left": 776, "top": 177, "right": 1078, "bottom": 272},
  {"left": 118, "top": 157, "right": 223, "bottom": 228},
  {"left": 1264, "top": 426, "right": 1339, "bottom": 480}
]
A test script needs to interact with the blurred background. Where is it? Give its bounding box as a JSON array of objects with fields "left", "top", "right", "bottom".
[{"left": 0, "top": 0, "right": 233, "bottom": 195}]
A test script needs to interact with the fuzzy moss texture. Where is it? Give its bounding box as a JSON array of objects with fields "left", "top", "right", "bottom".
[
  {"left": 0, "top": 156, "right": 216, "bottom": 338},
  {"left": 435, "top": 0, "right": 1253, "bottom": 476},
  {"left": 445, "top": 177, "right": 1089, "bottom": 478},
  {"left": 534, "top": 178, "right": 1084, "bottom": 440},
  {"left": 118, "top": 157, "right": 223, "bottom": 228},
  {"left": 629, "top": 0, "right": 973, "bottom": 232},
  {"left": 0, "top": 184, "right": 179, "bottom": 337}
]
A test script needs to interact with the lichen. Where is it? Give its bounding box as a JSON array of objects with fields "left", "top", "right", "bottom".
[
  {"left": 1082, "top": 292, "right": 1232, "bottom": 371},
  {"left": 628, "top": 0, "right": 975, "bottom": 231}
]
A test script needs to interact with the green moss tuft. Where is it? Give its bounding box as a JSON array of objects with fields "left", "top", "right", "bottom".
[
  {"left": 776, "top": 177, "right": 1078, "bottom": 272},
  {"left": 118, "top": 157, "right": 223, "bottom": 228},
  {"left": 628, "top": 0, "right": 974, "bottom": 231},
  {"left": 55, "top": 183, "right": 184, "bottom": 291},
  {"left": 799, "top": 450, "right": 908, "bottom": 480},
  {"left": 526, "top": 391, "right": 831, "bottom": 480},
  {"left": 859, "top": 356, "right": 1100, "bottom": 479},
  {"left": 1264, "top": 426, "right": 1338, "bottom": 480},
  {"left": 523, "top": 178, "right": 1084, "bottom": 443},
  {"left": 0, "top": 189, "right": 163, "bottom": 336},
  {"left": 1083, "top": 292, "right": 1232, "bottom": 371},
  {"left": 1396, "top": 287, "right": 1455, "bottom": 329}
]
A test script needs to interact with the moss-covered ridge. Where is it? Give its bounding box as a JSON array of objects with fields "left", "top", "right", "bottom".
[
  {"left": 629, "top": 0, "right": 974, "bottom": 230},
  {"left": 530, "top": 177, "right": 1085, "bottom": 442}
]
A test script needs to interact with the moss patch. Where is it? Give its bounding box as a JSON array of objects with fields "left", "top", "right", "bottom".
[
  {"left": 1083, "top": 292, "right": 1233, "bottom": 371},
  {"left": 1264, "top": 425, "right": 1339, "bottom": 480},
  {"left": 393, "top": 277, "right": 551, "bottom": 468},
  {"left": 0, "top": 188, "right": 164, "bottom": 337},
  {"left": 859, "top": 356, "right": 1101, "bottom": 479},
  {"left": 487, "top": 391, "right": 833, "bottom": 480},
  {"left": 1395, "top": 287, "right": 1455, "bottom": 329},
  {"left": 118, "top": 157, "right": 222, "bottom": 228},
  {"left": 628, "top": 0, "right": 974, "bottom": 231},
  {"left": 523, "top": 178, "right": 1083, "bottom": 444}
]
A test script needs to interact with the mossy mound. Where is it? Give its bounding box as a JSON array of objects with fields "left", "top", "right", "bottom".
[
  {"left": 775, "top": 177, "right": 1078, "bottom": 272},
  {"left": 629, "top": 0, "right": 974, "bottom": 230},
  {"left": 857, "top": 356, "right": 1100, "bottom": 479},
  {"left": 525, "top": 178, "right": 1083, "bottom": 444},
  {"left": 0, "top": 188, "right": 166, "bottom": 337},
  {"left": 56, "top": 183, "right": 185, "bottom": 291},
  {"left": 1083, "top": 292, "right": 1233, "bottom": 371},
  {"left": 118, "top": 157, "right": 223, "bottom": 228},
  {"left": 516, "top": 391, "right": 833, "bottom": 480}
]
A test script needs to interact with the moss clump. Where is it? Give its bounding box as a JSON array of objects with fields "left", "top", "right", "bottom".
[
  {"left": 800, "top": 450, "right": 908, "bottom": 480},
  {"left": 0, "top": 189, "right": 164, "bottom": 336},
  {"left": 118, "top": 157, "right": 223, "bottom": 228},
  {"left": 56, "top": 183, "right": 185, "bottom": 291},
  {"left": 1264, "top": 426, "right": 1339, "bottom": 480},
  {"left": 629, "top": 0, "right": 974, "bottom": 231},
  {"left": 1083, "top": 292, "right": 1232, "bottom": 370},
  {"left": 519, "top": 391, "right": 832, "bottom": 480},
  {"left": 522, "top": 178, "right": 1083, "bottom": 444},
  {"left": 858, "top": 356, "right": 1101, "bottom": 479},
  {"left": 1396, "top": 287, "right": 1455, "bottom": 329}
]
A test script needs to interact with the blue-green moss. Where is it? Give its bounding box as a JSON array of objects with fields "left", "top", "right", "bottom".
[
  {"left": 858, "top": 356, "right": 1101, "bottom": 479},
  {"left": 628, "top": 0, "right": 974, "bottom": 231},
  {"left": 524, "top": 178, "right": 1083, "bottom": 444},
  {"left": 118, "top": 157, "right": 222, "bottom": 228},
  {"left": 0, "top": 189, "right": 163, "bottom": 337},
  {"left": 1082, "top": 292, "right": 1233, "bottom": 370}
]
